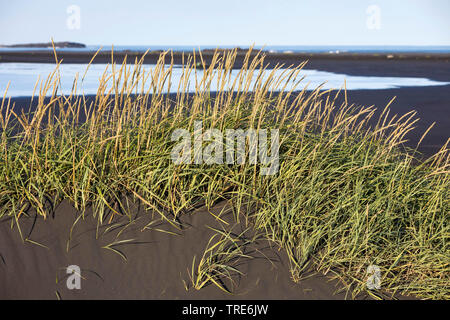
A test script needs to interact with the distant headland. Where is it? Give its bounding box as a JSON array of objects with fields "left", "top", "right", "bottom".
[{"left": 0, "top": 41, "right": 86, "bottom": 48}]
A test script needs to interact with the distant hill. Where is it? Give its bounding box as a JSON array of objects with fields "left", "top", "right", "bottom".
[{"left": 0, "top": 41, "right": 86, "bottom": 48}]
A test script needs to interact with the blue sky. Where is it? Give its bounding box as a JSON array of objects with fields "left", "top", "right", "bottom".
[{"left": 0, "top": 0, "right": 449, "bottom": 46}]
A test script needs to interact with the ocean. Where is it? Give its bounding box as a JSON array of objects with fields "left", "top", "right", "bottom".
[{"left": 1, "top": 45, "right": 450, "bottom": 53}]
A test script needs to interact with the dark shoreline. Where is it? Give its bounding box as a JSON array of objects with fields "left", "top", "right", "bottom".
[{"left": 1, "top": 50, "right": 449, "bottom": 82}]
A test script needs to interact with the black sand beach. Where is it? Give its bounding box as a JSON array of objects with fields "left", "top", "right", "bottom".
[
  {"left": 0, "top": 200, "right": 357, "bottom": 300},
  {"left": 0, "top": 53, "right": 448, "bottom": 300},
  {"left": 1, "top": 50, "right": 449, "bottom": 81}
]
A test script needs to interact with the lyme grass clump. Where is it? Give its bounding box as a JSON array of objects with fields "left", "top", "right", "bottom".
[
  {"left": 0, "top": 47, "right": 448, "bottom": 299},
  {"left": 186, "top": 226, "right": 259, "bottom": 294}
]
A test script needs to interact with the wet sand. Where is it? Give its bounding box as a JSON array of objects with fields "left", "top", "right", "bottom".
[{"left": 335, "top": 85, "right": 450, "bottom": 157}]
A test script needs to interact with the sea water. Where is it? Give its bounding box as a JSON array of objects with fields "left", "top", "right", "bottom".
[
  {"left": 1, "top": 45, "right": 450, "bottom": 53},
  {"left": 0, "top": 62, "right": 448, "bottom": 97}
]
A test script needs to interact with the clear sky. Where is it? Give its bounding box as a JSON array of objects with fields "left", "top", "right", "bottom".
[{"left": 0, "top": 0, "right": 449, "bottom": 46}]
